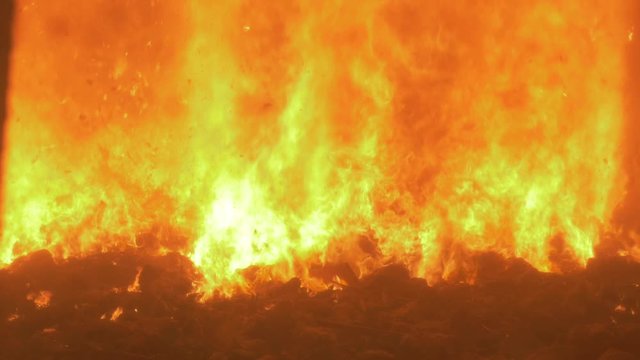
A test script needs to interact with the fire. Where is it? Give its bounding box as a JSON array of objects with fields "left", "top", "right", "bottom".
[
  {"left": 127, "top": 266, "right": 143, "bottom": 293},
  {"left": 1, "top": 0, "right": 636, "bottom": 295},
  {"left": 108, "top": 307, "right": 124, "bottom": 322}
]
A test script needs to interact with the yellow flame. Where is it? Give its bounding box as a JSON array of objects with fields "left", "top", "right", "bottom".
[
  {"left": 127, "top": 266, "right": 143, "bottom": 293},
  {"left": 2, "top": 0, "right": 635, "bottom": 294},
  {"left": 109, "top": 307, "right": 124, "bottom": 321}
]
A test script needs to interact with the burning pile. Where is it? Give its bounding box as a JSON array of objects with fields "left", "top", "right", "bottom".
[{"left": 1, "top": 250, "right": 640, "bottom": 359}]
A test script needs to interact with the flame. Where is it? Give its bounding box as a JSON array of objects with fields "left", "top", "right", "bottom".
[
  {"left": 127, "top": 266, "right": 143, "bottom": 293},
  {"left": 2, "top": 0, "right": 637, "bottom": 294},
  {"left": 109, "top": 307, "right": 124, "bottom": 321}
]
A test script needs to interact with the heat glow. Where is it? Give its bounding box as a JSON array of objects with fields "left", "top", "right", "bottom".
[{"left": 2, "top": 0, "right": 636, "bottom": 294}]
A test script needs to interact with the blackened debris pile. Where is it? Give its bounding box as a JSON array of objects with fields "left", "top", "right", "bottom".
[{"left": 1, "top": 251, "right": 639, "bottom": 359}]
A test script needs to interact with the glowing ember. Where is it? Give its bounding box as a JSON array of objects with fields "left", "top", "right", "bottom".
[
  {"left": 1, "top": 0, "right": 637, "bottom": 295},
  {"left": 26, "top": 290, "right": 52, "bottom": 309},
  {"left": 109, "top": 307, "right": 124, "bottom": 322}
]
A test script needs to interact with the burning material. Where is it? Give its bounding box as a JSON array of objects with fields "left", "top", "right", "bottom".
[
  {"left": 26, "top": 290, "right": 52, "bottom": 309},
  {"left": 2, "top": 0, "right": 640, "bottom": 358},
  {"left": 3, "top": 0, "right": 637, "bottom": 296},
  {"left": 127, "top": 266, "right": 143, "bottom": 293},
  {"left": 41, "top": 327, "right": 56, "bottom": 334},
  {"left": 1, "top": 250, "right": 640, "bottom": 358},
  {"left": 109, "top": 307, "right": 124, "bottom": 322}
]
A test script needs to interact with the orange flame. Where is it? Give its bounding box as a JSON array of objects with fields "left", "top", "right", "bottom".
[
  {"left": 127, "top": 266, "right": 143, "bottom": 293},
  {"left": 2, "top": 0, "right": 637, "bottom": 295},
  {"left": 109, "top": 307, "right": 124, "bottom": 322}
]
